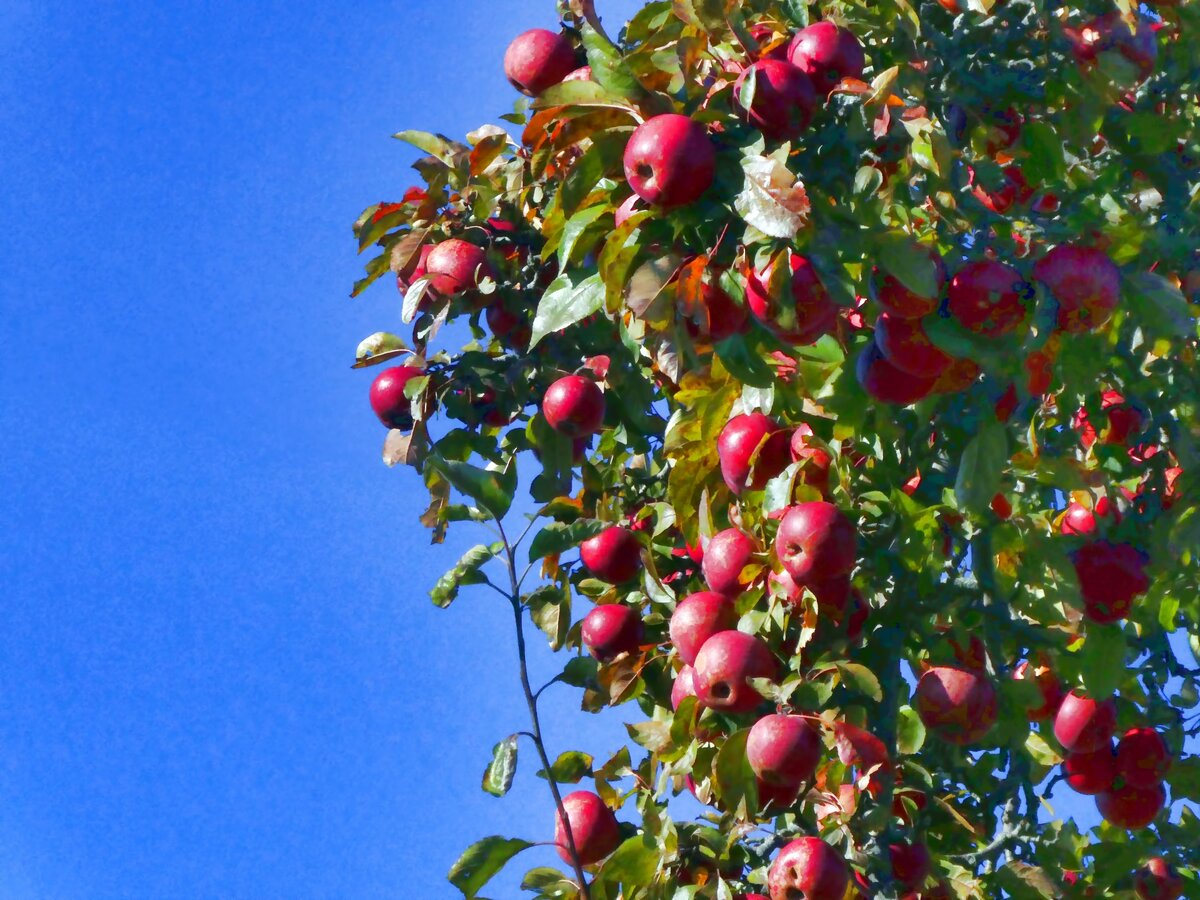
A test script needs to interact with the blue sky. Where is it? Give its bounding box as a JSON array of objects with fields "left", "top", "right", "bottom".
[{"left": 0, "top": 1, "right": 1191, "bottom": 897}]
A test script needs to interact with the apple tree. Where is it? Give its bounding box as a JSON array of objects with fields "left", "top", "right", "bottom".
[{"left": 348, "top": 0, "right": 1200, "bottom": 896}]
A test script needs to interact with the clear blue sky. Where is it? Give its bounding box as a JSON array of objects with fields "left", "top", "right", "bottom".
[
  {"left": 0, "top": 2, "right": 1185, "bottom": 897},
  {"left": 0, "top": 2, "right": 641, "bottom": 897}
]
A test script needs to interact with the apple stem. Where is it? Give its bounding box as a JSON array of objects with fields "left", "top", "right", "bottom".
[{"left": 497, "top": 520, "right": 593, "bottom": 898}]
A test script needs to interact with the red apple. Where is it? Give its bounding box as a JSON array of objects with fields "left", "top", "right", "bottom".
[
  {"left": 719, "top": 412, "right": 793, "bottom": 495},
  {"left": 874, "top": 313, "right": 954, "bottom": 378},
  {"left": 685, "top": 277, "right": 749, "bottom": 341},
  {"left": 746, "top": 253, "right": 839, "bottom": 345},
  {"left": 775, "top": 501, "right": 857, "bottom": 584},
  {"left": 1054, "top": 691, "right": 1117, "bottom": 753},
  {"left": 671, "top": 664, "right": 698, "bottom": 710},
  {"left": 543, "top": 374, "right": 605, "bottom": 437},
  {"left": 734, "top": 59, "right": 817, "bottom": 140},
  {"left": 931, "top": 356, "right": 981, "bottom": 396},
  {"left": 1063, "top": 746, "right": 1117, "bottom": 795},
  {"left": 563, "top": 65, "right": 592, "bottom": 83},
  {"left": 580, "top": 526, "right": 642, "bottom": 584},
  {"left": 1116, "top": 727, "right": 1172, "bottom": 788},
  {"left": 1060, "top": 497, "right": 1117, "bottom": 536},
  {"left": 486, "top": 303, "right": 531, "bottom": 350},
  {"left": 670, "top": 591, "right": 738, "bottom": 666},
  {"left": 693, "top": 630, "right": 777, "bottom": 713},
  {"left": 702, "top": 528, "right": 758, "bottom": 596},
  {"left": 554, "top": 790, "right": 621, "bottom": 865},
  {"left": 889, "top": 841, "right": 931, "bottom": 889},
  {"left": 1097, "top": 781, "right": 1166, "bottom": 830},
  {"left": 623, "top": 114, "right": 716, "bottom": 208},
  {"left": 369, "top": 365, "right": 424, "bottom": 429},
  {"left": 790, "top": 424, "right": 833, "bottom": 493},
  {"left": 858, "top": 340, "right": 938, "bottom": 405},
  {"left": 424, "top": 238, "right": 494, "bottom": 296},
  {"left": 757, "top": 777, "right": 801, "bottom": 811},
  {"left": 395, "top": 244, "right": 434, "bottom": 296},
  {"left": 1134, "top": 857, "right": 1185, "bottom": 900},
  {"left": 767, "top": 836, "right": 850, "bottom": 900},
  {"left": 504, "top": 29, "right": 578, "bottom": 96},
  {"left": 1012, "top": 659, "right": 1064, "bottom": 721},
  {"left": 581, "top": 603, "right": 644, "bottom": 661},
  {"left": 1072, "top": 540, "right": 1150, "bottom": 624},
  {"left": 1033, "top": 245, "right": 1120, "bottom": 333},
  {"left": 747, "top": 714, "right": 822, "bottom": 787},
  {"left": 787, "top": 22, "right": 865, "bottom": 95},
  {"left": 915, "top": 665, "right": 998, "bottom": 746},
  {"left": 875, "top": 248, "right": 947, "bottom": 318},
  {"left": 947, "top": 260, "right": 1030, "bottom": 337}
]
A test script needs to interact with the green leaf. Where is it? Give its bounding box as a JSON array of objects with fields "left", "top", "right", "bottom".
[
  {"left": 896, "top": 705, "right": 926, "bottom": 755},
  {"left": 525, "top": 584, "right": 572, "bottom": 650},
  {"left": 1124, "top": 271, "right": 1196, "bottom": 339},
  {"left": 596, "top": 833, "right": 660, "bottom": 890},
  {"left": 1079, "top": 625, "right": 1126, "bottom": 698},
  {"left": 560, "top": 132, "right": 629, "bottom": 215},
  {"left": 448, "top": 836, "right": 534, "bottom": 898},
  {"left": 877, "top": 234, "right": 938, "bottom": 301},
  {"left": 954, "top": 421, "right": 1008, "bottom": 514},
  {"left": 782, "top": 0, "right": 809, "bottom": 27},
  {"left": 537, "top": 750, "right": 594, "bottom": 784},
  {"left": 427, "top": 457, "right": 517, "bottom": 520},
  {"left": 581, "top": 23, "right": 641, "bottom": 99},
  {"left": 352, "top": 331, "right": 410, "bottom": 368},
  {"left": 482, "top": 735, "right": 519, "bottom": 797},
  {"left": 529, "top": 520, "right": 609, "bottom": 562},
  {"left": 713, "top": 728, "right": 758, "bottom": 817},
  {"left": 1020, "top": 121, "right": 1065, "bottom": 183},
  {"left": 836, "top": 662, "right": 883, "bottom": 702},
  {"left": 529, "top": 272, "right": 606, "bottom": 348},
  {"left": 431, "top": 543, "right": 501, "bottom": 608},
  {"left": 1025, "top": 731, "right": 1062, "bottom": 767},
  {"left": 559, "top": 204, "right": 610, "bottom": 267},
  {"left": 392, "top": 129, "right": 468, "bottom": 168}
]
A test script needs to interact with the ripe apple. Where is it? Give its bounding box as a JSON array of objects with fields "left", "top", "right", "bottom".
[
  {"left": 670, "top": 591, "right": 737, "bottom": 665},
  {"left": 746, "top": 714, "right": 822, "bottom": 787},
  {"left": 486, "top": 303, "right": 531, "bottom": 350},
  {"left": 1097, "top": 781, "right": 1166, "bottom": 830},
  {"left": 1134, "top": 857, "right": 1185, "bottom": 900},
  {"left": 1060, "top": 497, "right": 1117, "bottom": 536},
  {"left": 692, "top": 630, "right": 777, "bottom": 713},
  {"left": 555, "top": 790, "right": 621, "bottom": 865},
  {"left": 542, "top": 374, "right": 605, "bottom": 437},
  {"left": 1063, "top": 746, "right": 1117, "bottom": 795},
  {"left": 746, "top": 253, "right": 839, "bottom": 345},
  {"left": 580, "top": 526, "right": 642, "bottom": 584},
  {"left": 1032, "top": 245, "right": 1120, "bottom": 333},
  {"left": 787, "top": 22, "right": 865, "bottom": 95},
  {"left": 874, "top": 248, "right": 947, "bottom": 318},
  {"left": 504, "top": 29, "right": 578, "bottom": 96},
  {"left": 733, "top": 59, "right": 817, "bottom": 140},
  {"left": 1012, "top": 659, "right": 1065, "bottom": 721},
  {"left": 395, "top": 244, "right": 434, "bottom": 296},
  {"left": 718, "top": 412, "right": 793, "bottom": 495},
  {"left": 702, "top": 528, "right": 758, "bottom": 596},
  {"left": 369, "top": 365, "right": 424, "bottom": 429},
  {"left": 775, "top": 501, "right": 857, "bottom": 584},
  {"left": 915, "top": 665, "right": 998, "bottom": 746},
  {"left": 671, "top": 664, "right": 698, "bottom": 709},
  {"left": 424, "top": 239, "right": 494, "bottom": 297},
  {"left": 563, "top": 65, "right": 592, "bottom": 83},
  {"left": 1071, "top": 540, "right": 1150, "bottom": 624},
  {"left": 889, "top": 841, "right": 932, "bottom": 890},
  {"left": 685, "top": 276, "right": 749, "bottom": 342},
  {"left": 858, "top": 339, "right": 938, "bottom": 404},
  {"left": 790, "top": 424, "right": 833, "bottom": 493},
  {"left": 931, "top": 356, "right": 981, "bottom": 396},
  {"left": 581, "top": 603, "right": 644, "bottom": 661},
  {"left": 1054, "top": 690, "right": 1117, "bottom": 753},
  {"left": 767, "top": 836, "right": 850, "bottom": 900},
  {"left": 874, "top": 313, "right": 954, "bottom": 378},
  {"left": 947, "top": 260, "right": 1030, "bottom": 336},
  {"left": 1116, "top": 727, "right": 1172, "bottom": 788},
  {"left": 623, "top": 114, "right": 716, "bottom": 208}
]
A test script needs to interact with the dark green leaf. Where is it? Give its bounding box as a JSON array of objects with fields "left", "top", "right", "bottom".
[
  {"left": 537, "top": 750, "right": 594, "bottom": 784},
  {"left": 529, "top": 272, "right": 606, "bottom": 348},
  {"left": 596, "top": 833, "right": 660, "bottom": 889},
  {"left": 1125, "top": 271, "right": 1196, "bottom": 340},
  {"left": 582, "top": 24, "right": 641, "bottom": 99},
  {"left": 560, "top": 132, "right": 629, "bottom": 215},
  {"left": 431, "top": 543, "right": 501, "bottom": 608},
  {"left": 954, "top": 421, "right": 1008, "bottom": 514},
  {"left": 782, "top": 0, "right": 809, "bottom": 27},
  {"left": 427, "top": 457, "right": 517, "bottom": 520},
  {"left": 526, "top": 584, "right": 572, "bottom": 650},
  {"left": 713, "top": 728, "right": 758, "bottom": 817},
  {"left": 392, "top": 129, "right": 468, "bottom": 168},
  {"left": 837, "top": 662, "right": 883, "bottom": 702},
  {"left": 482, "top": 735, "right": 519, "bottom": 797},
  {"left": 448, "top": 836, "right": 534, "bottom": 898},
  {"left": 897, "top": 705, "right": 926, "bottom": 754},
  {"left": 877, "top": 234, "right": 938, "bottom": 301},
  {"left": 1079, "top": 625, "right": 1126, "bottom": 698}
]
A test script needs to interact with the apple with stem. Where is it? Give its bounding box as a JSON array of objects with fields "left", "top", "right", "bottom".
[{"left": 623, "top": 114, "right": 716, "bottom": 209}]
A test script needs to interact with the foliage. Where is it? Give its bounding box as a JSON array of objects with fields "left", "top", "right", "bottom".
[{"left": 348, "top": 0, "right": 1200, "bottom": 896}]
